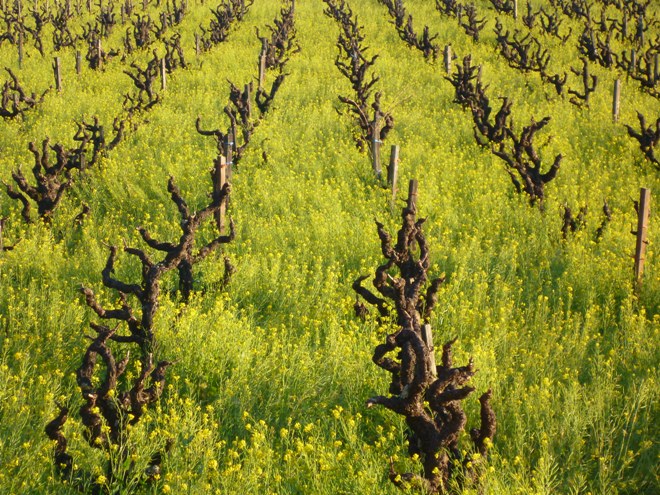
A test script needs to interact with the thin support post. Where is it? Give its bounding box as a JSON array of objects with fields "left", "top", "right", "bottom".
[
  {"left": 654, "top": 53, "right": 659, "bottom": 84},
  {"left": 444, "top": 44, "right": 451, "bottom": 74},
  {"left": 422, "top": 324, "right": 437, "bottom": 378},
  {"left": 407, "top": 179, "right": 418, "bottom": 211},
  {"left": 372, "top": 139, "right": 382, "bottom": 178},
  {"left": 613, "top": 79, "right": 621, "bottom": 123},
  {"left": 18, "top": 30, "right": 23, "bottom": 68},
  {"left": 214, "top": 155, "right": 227, "bottom": 233},
  {"left": 160, "top": 58, "right": 166, "bottom": 90},
  {"left": 634, "top": 188, "right": 651, "bottom": 289},
  {"left": 97, "top": 39, "right": 102, "bottom": 69},
  {"left": 513, "top": 0, "right": 518, "bottom": 20},
  {"left": 76, "top": 50, "right": 82, "bottom": 74},
  {"left": 389, "top": 144, "right": 399, "bottom": 208},
  {"left": 371, "top": 113, "right": 382, "bottom": 177},
  {"left": 224, "top": 132, "right": 233, "bottom": 182},
  {"left": 0, "top": 217, "right": 4, "bottom": 252},
  {"left": 195, "top": 33, "right": 200, "bottom": 56},
  {"left": 244, "top": 83, "right": 252, "bottom": 121},
  {"left": 258, "top": 51, "right": 266, "bottom": 90},
  {"left": 53, "top": 56, "right": 62, "bottom": 91}
]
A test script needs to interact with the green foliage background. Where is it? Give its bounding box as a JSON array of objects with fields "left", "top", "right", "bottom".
[{"left": 0, "top": 0, "right": 658, "bottom": 493}]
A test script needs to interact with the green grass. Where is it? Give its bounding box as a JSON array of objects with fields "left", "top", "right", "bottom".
[{"left": 0, "top": 0, "right": 658, "bottom": 493}]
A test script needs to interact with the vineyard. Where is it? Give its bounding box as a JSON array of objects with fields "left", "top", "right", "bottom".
[{"left": 0, "top": 0, "right": 658, "bottom": 493}]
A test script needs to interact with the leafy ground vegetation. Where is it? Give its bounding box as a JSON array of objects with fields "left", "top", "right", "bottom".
[{"left": 0, "top": 0, "right": 658, "bottom": 493}]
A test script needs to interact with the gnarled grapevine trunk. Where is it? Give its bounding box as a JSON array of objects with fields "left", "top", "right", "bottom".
[{"left": 354, "top": 182, "right": 496, "bottom": 493}]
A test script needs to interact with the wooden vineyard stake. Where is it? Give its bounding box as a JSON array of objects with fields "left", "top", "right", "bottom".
[
  {"left": 407, "top": 179, "right": 418, "bottom": 211},
  {"left": 637, "top": 15, "right": 644, "bottom": 46},
  {"left": 53, "top": 57, "right": 62, "bottom": 91},
  {"left": 160, "top": 58, "right": 166, "bottom": 90},
  {"left": 422, "top": 324, "right": 437, "bottom": 379},
  {"left": 630, "top": 49, "right": 636, "bottom": 75},
  {"left": 613, "top": 79, "right": 621, "bottom": 122},
  {"left": 224, "top": 132, "right": 233, "bottom": 181},
  {"left": 76, "top": 50, "right": 82, "bottom": 74},
  {"left": 372, "top": 138, "right": 382, "bottom": 178},
  {"left": 513, "top": 0, "right": 518, "bottom": 20},
  {"left": 214, "top": 155, "right": 227, "bottom": 233},
  {"left": 633, "top": 188, "right": 651, "bottom": 290},
  {"left": 195, "top": 33, "right": 200, "bottom": 56},
  {"left": 121, "top": 5, "right": 125, "bottom": 24},
  {"left": 87, "top": 0, "right": 91, "bottom": 11},
  {"left": 444, "top": 44, "right": 452, "bottom": 74},
  {"left": 388, "top": 144, "right": 399, "bottom": 208},
  {"left": 654, "top": 53, "right": 659, "bottom": 84},
  {"left": 388, "top": 145, "right": 399, "bottom": 186},
  {"left": 372, "top": 114, "right": 382, "bottom": 178},
  {"left": 97, "top": 39, "right": 102, "bottom": 69},
  {"left": 0, "top": 217, "right": 4, "bottom": 252},
  {"left": 244, "top": 83, "right": 252, "bottom": 121},
  {"left": 18, "top": 30, "right": 23, "bottom": 68},
  {"left": 258, "top": 51, "right": 266, "bottom": 90}
]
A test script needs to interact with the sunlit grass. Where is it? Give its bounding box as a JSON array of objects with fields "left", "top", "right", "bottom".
[{"left": 0, "top": 0, "right": 658, "bottom": 493}]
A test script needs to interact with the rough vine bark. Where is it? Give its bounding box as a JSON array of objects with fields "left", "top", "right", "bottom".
[
  {"left": 493, "top": 117, "right": 562, "bottom": 207},
  {"left": 625, "top": 111, "right": 660, "bottom": 169},
  {"left": 446, "top": 55, "right": 561, "bottom": 206},
  {"left": 460, "top": 4, "right": 487, "bottom": 42},
  {"left": 324, "top": 0, "right": 394, "bottom": 151},
  {"left": 3, "top": 118, "right": 125, "bottom": 223},
  {"left": 378, "top": 0, "right": 439, "bottom": 60},
  {"left": 199, "top": 0, "right": 253, "bottom": 51},
  {"left": 1, "top": 68, "right": 49, "bottom": 119},
  {"left": 256, "top": 0, "right": 298, "bottom": 70},
  {"left": 45, "top": 174, "right": 233, "bottom": 490},
  {"left": 354, "top": 185, "right": 495, "bottom": 494},
  {"left": 123, "top": 51, "right": 161, "bottom": 113},
  {"left": 568, "top": 57, "right": 597, "bottom": 108},
  {"left": 255, "top": 0, "right": 297, "bottom": 114},
  {"left": 3, "top": 139, "right": 74, "bottom": 223}
]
